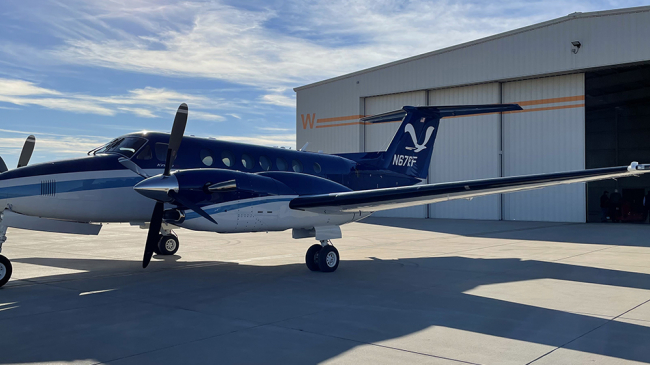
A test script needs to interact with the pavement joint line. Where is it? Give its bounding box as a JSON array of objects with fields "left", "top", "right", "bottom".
[
  {"left": 551, "top": 245, "right": 617, "bottom": 262},
  {"left": 269, "top": 323, "right": 481, "bottom": 365},
  {"left": 526, "top": 297, "right": 650, "bottom": 364}
]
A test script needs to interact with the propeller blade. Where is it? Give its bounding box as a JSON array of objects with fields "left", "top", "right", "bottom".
[
  {"left": 164, "top": 103, "right": 188, "bottom": 176},
  {"left": 17, "top": 135, "right": 35, "bottom": 168},
  {"left": 168, "top": 190, "right": 218, "bottom": 225},
  {"left": 0, "top": 156, "right": 7, "bottom": 173},
  {"left": 143, "top": 201, "right": 165, "bottom": 268},
  {"left": 118, "top": 157, "right": 151, "bottom": 178}
]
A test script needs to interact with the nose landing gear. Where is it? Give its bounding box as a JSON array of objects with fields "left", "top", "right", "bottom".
[
  {"left": 0, "top": 221, "right": 9, "bottom": 288},
  {"left": 0, "top": 255, "right": 11, "bottom": 288},
  {"left": 305, "top": 240, "right": 340, "bottom": 272},
  {"left": 157, "top": 234, "right": 179, "bottom": 255}
]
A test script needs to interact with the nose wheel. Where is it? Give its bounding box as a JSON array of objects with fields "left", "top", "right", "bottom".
[
  {"left": 0, "top": 255, "right": 12, "bottom": 288},
  {"left": 157, "top": 234, "right": 179, "bottom": 255},
  {"left": 305, "top": 241, "right": 339, "bottom": 272}
]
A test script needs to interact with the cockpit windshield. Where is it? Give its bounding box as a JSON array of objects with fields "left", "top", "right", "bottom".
[{"left": 91, "top": 137, "right": 147, "bottom": 158}]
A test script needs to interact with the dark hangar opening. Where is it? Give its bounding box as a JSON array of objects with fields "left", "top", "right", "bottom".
[{"left": 586, "top": 64, "right": 650, "bottom": 222}]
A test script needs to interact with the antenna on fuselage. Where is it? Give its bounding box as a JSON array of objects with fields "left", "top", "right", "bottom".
[{"left": 299, "top": 142, "right": 309, "bottom": 151}]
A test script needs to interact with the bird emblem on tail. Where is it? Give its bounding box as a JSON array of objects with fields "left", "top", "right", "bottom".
[{"left": 404, "top": 124, "right": 435, "bottom": 153}]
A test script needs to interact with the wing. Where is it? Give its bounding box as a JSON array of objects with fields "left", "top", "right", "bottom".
[{"left": 290, "top": 162, "right": 650, "bottom": 213}]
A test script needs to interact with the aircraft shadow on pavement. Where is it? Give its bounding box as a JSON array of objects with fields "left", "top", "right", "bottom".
[
  {"left": 360, "top": 217, "right": 650, "bottom": 247},
  {"left": 2, "top": 255, "right": 650, "bottom": 364}
]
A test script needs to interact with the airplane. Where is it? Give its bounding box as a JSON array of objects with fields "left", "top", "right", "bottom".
[{"left": 1, "top": 102, "right": 649, "bottom": 288}]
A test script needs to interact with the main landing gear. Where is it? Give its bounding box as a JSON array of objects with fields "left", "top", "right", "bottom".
[{"left": 305, "top": 240, "right": 340, "bottom": 272}]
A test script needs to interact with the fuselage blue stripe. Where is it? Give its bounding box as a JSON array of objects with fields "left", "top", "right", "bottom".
[{"left": 0, "top": 176, "right": 143, "bottom": 199}]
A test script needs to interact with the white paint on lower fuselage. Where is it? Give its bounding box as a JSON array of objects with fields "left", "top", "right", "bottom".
[{"left": 179, "top": 196, "right": 366, "bottom": 233}]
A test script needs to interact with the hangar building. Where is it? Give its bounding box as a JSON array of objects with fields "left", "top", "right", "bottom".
[{"left": 294, "top": 6, "right": 650, "bottom": 223}]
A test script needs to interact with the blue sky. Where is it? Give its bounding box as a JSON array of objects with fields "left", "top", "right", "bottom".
[{"left": 0, "top": 0, "right": 647, "bottom": 168}]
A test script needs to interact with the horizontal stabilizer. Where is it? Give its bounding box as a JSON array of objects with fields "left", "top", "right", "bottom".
[{"left": 361, "top": 104, "right": 522, "bottom": 124}]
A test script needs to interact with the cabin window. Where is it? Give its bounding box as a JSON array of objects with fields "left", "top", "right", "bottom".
[
  {"left": 313, "top": 162, "right": 321, "bottom": 173},
  {"left": 259, "top": 155, "right": 271, "bottom": 171},
  {"left": 200, "top": 149, "right": 214, "bottom": 166},
  {"left": 155, "top": 143, "right": 168, "bottom": 161},
  {"left": 292, "top": 159, "right": 303, "bottom": 173},
  {"left": 136, "top": 145, "right": 152, "bottom": 160},
  {"left": 221, "top": 151, "right": 235, "bottom": 167},
  {"left": 241, "top": 154, "right": 253, "bottom": 169},
  {"left": 276, "top": 157, "right": 287, "bottom": 171}
]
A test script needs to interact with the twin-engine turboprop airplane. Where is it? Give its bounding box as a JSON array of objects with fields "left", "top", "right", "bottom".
[{"left": 1, "top": 103, "right": 649, "bottom": 287}]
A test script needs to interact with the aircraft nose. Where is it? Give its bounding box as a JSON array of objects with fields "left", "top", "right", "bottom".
[{"left": 134, "top": 174, "right": 179, "bottom": 202}]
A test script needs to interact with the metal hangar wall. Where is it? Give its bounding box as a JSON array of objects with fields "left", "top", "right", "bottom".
[{"left": 294, "top": 6, "right": 650, "bottom": 223}]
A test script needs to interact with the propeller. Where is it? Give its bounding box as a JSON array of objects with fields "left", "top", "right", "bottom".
[
  {"left": 139, "top": 103, "right": 188, "bottom": 268},
  {"left": 135, "top": 103, "right": 216, "bottom": 268},
  {"left": 17, "top": 135, "right": 35, "bottom": 168}
]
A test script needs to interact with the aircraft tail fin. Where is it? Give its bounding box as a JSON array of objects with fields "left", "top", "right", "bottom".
[{"left": 363, "top": 104, "right": 522, "bottom": 179}]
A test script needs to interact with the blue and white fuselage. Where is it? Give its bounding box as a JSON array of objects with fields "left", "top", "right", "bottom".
[{"left": 0, "top": 132, "right": 382, "bottom": 233}]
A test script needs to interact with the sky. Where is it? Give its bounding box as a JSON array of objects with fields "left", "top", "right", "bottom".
[{"left": 0, "top": 0, "right": 648, "bottom": 168}]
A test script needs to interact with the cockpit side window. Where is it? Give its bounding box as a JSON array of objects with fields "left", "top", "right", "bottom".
[
  {"left": 136, "top": 145, "right": 152, "bottom": 160},
  {"left": 155, "top": 143, "right": 168, "bottom": 162}
]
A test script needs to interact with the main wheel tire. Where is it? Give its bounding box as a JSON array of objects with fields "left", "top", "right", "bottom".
[
  {"left": 318, "top": 245, "right": 339, "bottom": 273},
  {"left": 157, "top": 235, "right": 179, "bottom": 255},
  {"left": 0, "top": 255, "right": 12, "bottom": 288},
  {"left": 305, "top": 244, "right": 322, "bottom": 271}
]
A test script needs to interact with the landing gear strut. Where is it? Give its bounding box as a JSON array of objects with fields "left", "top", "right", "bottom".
[{"left": 305, "top": 240, "right": 340, "bottom": 272}]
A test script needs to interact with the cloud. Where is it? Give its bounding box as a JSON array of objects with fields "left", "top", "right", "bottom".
[
  {"left": 0, "top": 78, "right": 227, "bottom": 119},
  {"left": 0, "top": 78, "right": 61, "bottom": 96},
  {"left": 43, "top": 0, "right": 570, "bottom": 89},
  {"left": 256, "top": 126, "right": 292, "bottom": 132},
  {"left": 261, "top": 93, "right": 295, "bottom": 108},
  {"left": 117, "top": 107, "right": 157, "bottom": 118},
  {"left": 191, "top": 110, "right": 225, "bottom": 122}
]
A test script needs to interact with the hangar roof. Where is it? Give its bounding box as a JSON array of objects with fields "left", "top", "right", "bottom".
[{"left": 294, "top": 6, "right": 650, "bottom": 93}]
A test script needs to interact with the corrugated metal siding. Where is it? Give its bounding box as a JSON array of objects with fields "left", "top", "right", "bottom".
[
  {"left": 428, "top": 83, "right": 502, "bottom": 220},
  {"left": 364, "top": 91, "right": 427, "bottom": 218},
  {"left": 296, "top": 80, "right": 363, "bottom": 153},
  {"left": 502, "top": 74, "right": 586, "bottom": 222}
]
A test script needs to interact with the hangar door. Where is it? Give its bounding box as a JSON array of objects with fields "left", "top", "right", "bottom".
[
  {"left": 502, "top": 74, "right": 586, "bottom": 222},
  {"left": 428, "top": 83, "right": 502, "bottom": 220},
  {"left": 364, "top": 91, "right": 427, "bottom": 218}
]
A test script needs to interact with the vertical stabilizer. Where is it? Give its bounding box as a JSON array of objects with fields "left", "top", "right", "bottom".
[{"left": 361, "top": 104, "right": 522, "bottom": 179}]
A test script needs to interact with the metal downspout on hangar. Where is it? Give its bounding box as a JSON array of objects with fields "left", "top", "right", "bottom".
[{"left": 294, "top": 6, "right": 650, "bottom": 223}]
